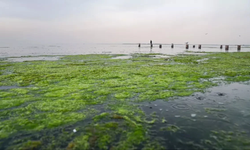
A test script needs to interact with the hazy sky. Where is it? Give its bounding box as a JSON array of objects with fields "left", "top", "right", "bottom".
[{"left": 0, "top": 0, "right": 250, "bottom": 44}]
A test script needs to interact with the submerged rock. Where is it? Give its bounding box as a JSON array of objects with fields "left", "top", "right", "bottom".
[{"left": 217, "top": 92, "right": 226, "bottom": 96}]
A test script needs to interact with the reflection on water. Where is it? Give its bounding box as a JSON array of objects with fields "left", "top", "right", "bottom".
[
  {"left": 141, "top": 82, "right": 250, "bottom": 149},
  {"left": 1, "top": 43, "right": 250, "bottom": 58}
]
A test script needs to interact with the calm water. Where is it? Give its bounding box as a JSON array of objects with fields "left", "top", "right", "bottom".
[
  {"left": 141, "top": 82, "right": 250, "bottom": 149},
  {"left": 1, "top": 43, "right": 250, "bottom": 58}
]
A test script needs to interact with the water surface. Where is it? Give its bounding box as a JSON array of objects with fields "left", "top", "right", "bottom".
[{"left": 1, "top": 43, "right": 250, "bottom": 58}]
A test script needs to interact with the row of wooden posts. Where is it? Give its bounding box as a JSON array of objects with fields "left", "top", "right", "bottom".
[{"left": 138, "top": 41, "right": 242, "bottom": 51}]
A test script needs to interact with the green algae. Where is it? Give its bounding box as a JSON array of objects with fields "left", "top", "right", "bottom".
[
  {"left": 0, "top": 112, "right": 86, "bottom": 139},
  {"left": 93, "top": 112, "right": 110, "bottom": 122},
  {"left": 205, "top": 108, "right": 227, "bottom": 114},
  {"left": 5, "top": 140, "right": 42, "bottom": 150},
  {"left": 1, "top": 53, "right": 250, "bottom": 149},
  {"left": 69, "top": 122, "right": 146, "bottom": 150},
  {"left": 160, "top": 125, "right": 180, "bottom": 133},
  {"left": 208, "top": 130, "right": 250, "bottom": 149}
]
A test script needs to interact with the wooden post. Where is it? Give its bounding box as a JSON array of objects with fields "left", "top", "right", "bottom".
[
  {"left": 150, "top": 40, "right": 153, "bottom": 48},
  {"left": 198, "top": 45, "right": 201, "bottom": 49},
  {"left": 138, "top": 43, "right": 141, "bottom": 48},
  {"left": 159, "top": 44, "right": 162, "bottom": 48},
  {"left": 193, "top": 45, "right": 195, "bottom": 48},
  {"left": 225, "top": 45, "right": 229, "bottom": 51},
  {"left": 171, "top": 43, "right": 174, "bottom": 48},
  {"left": 220, "top": 45, "right": 223, "bottom": 49},
  {"left": 186, "top": 44, "right": 189, "bottom": 49},
  {"left": 237, "top": 45, "right": 241, "bottom": 51}
]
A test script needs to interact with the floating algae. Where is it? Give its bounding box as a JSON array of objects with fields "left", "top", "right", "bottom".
[{"left": 0, "top": 53, "right": 250, "bottom": 149}]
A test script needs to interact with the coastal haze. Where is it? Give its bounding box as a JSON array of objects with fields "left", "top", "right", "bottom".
[{"left": 0, "top": 0, "right": 250, "bottom": 47}]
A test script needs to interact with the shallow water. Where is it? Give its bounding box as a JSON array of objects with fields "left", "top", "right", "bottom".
[
  {"left": 7, "top": 56, "right": 61, "bottom": 62},
  {"left": 0, "top": 86, "right": 18, "bottom": 90},
  {"left": 1, "top": 43, "right": 250, "bottom": 58},
  {"left": 111, "top": 56, "right": 132, "bottom": 59},
  {"left": 140, "top": 82, "right": 250, "bottom": 149}
]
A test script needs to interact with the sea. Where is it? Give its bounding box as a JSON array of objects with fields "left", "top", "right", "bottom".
[{"left": 1, "top": 43, "right": 250, "bottom": 58}]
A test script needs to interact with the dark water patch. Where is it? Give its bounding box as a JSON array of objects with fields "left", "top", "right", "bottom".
[
  {"left": 140, "top": 82, "right": 250, "bottom": 149},
  {"left": 217, "top": 92, "right": 226, "bottom": 96}
]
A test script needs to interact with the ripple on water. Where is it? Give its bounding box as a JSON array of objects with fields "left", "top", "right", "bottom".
[
  {"left": 172, "top": 103, "right": 191, "bottom": 110},
  {"left": 196, "top": 96, "right": 205, "bottom": 100},
  {"left": 217, "top": 113, "right": 227, "bottom": 119}
]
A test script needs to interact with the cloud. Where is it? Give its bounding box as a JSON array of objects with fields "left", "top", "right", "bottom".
[
  {"left": 0, "top": 0, "right": 250, "bottom": 44},
  {"left": 0, "top": 0, "right": 93, "bottom": 20}
]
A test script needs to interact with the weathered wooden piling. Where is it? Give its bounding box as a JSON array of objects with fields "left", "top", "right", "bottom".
[
  {"left": 237, "top": 45, "right": 241, "bottom": 51},
  {"left": 186, "top": 44, "right": 189, "bottom": 49},
  {"left": 198, "top": 45, "right": 201, "bottom": 49},
  {"left": 138, "top": 43, "right": 141, "bottom": 48},
  {"left": 171, "top": 43, "right": 174, "bottom": 48},
  {"left": 150, "top": 40, "right": 153, "bottom": 48},
  {"left": 159, "top": 44, "right": 162, "bottom": 48},
  {"left": 220, "top": 45, "right": 223, "bottom": 49},
  {"left": 225, "top": 45, "right": 229, "bottom": 51},
  {"left": 193, "top": 45, "right": 195, "bottom": 48}
]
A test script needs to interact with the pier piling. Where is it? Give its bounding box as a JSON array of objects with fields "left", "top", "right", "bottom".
[
  {"left": 150, "top": 40, "right": 153, "bottom": 48},
  {"left": 198, "top": 45, "right": 201, "bottom": 49},
  {"left": 237, "top": 45, "right": 241, "bottom": 51}
]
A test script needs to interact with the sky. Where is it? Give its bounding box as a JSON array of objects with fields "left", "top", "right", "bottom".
[{"left": 0, "top": 0, "right": 250, "bottom": 45}]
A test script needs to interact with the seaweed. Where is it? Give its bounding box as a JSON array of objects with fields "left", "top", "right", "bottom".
[{"left": 1, "top": 52, "right": 250, "bottom": 149}]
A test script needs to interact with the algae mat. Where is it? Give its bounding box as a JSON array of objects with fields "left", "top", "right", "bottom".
[{"left": 0, "top": 52, "right": 250, "bottom": 149}]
